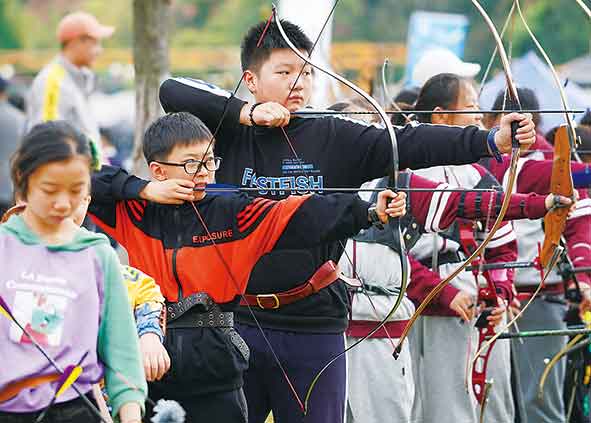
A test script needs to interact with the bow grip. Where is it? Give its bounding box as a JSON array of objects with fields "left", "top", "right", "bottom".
[
  {"left": 475, "top": 307, "right": 493, "bottom": 329},
  {"left": 506, "top": 97, "right": 521, "bottom": 149}
]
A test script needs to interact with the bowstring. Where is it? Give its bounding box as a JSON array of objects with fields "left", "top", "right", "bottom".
[
  {"left": 273, "top": 0, "right": 398, "bottom": 366},
  {"left": 185, "top": 10, "right": 306, "bottom": 412}
]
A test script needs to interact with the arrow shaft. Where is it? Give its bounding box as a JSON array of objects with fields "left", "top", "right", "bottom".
[
  {"left": 492, "top": 327, "right": 591, "bottom": 339},
  {"left": 466, "top": 260, "right": 538, "bottom": 271},
  {"left": 5, "top": 308, "right": 108, "bottom": 422},
  {"left": 292, "top": 109, "right": 585, "bottom": 116},
  {"left": 198, "top": 187, "right": 499, "bottom": 193}
]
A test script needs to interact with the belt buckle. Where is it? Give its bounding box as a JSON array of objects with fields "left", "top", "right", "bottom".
[{"left": 256, "top": 294, "right": 280, "bottom": 309}]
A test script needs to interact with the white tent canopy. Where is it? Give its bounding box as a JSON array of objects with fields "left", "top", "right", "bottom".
[{"left": 479, "top": 51, "right": 590, "bottom": 134}]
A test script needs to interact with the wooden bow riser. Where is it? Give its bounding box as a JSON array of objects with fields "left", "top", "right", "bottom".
[{"left": 540, "top": 125, "right": 575, "bottom": 268}]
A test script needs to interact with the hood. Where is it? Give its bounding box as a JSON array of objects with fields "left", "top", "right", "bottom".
[{"left": 1, "top": 214, "right": 109, "bottom": 252}]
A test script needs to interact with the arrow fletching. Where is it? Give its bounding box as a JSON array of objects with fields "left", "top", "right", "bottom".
[{"left": 0, "top": 295, "right": 14, "bottom": 320}]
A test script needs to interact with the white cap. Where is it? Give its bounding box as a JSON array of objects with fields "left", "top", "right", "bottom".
[{"left": 411, "top": 48, "right": 481, "bottom": 87}]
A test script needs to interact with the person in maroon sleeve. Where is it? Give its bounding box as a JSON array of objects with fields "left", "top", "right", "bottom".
[
  {"left": 340, "top": 167, "right": 571, "bottom": 423},
  {"left": 481, "top": 88, "right": 591, "bottom": 423},
  {"left": 385, "top": 73, "right": 520, "bottom": 423},
  {"left": 158, "top": 19, "right": 538, "bottom": 423}
]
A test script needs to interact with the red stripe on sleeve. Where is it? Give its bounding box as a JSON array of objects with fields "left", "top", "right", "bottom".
[
  {"left": 238, "top": 201, "right": 276, "bottom": 233},
  {"left": 237, "top": 198, "right": 268, "bottom": 220},
  {"left": 237, "top": 198, "right": 274, "bottom": 226}
]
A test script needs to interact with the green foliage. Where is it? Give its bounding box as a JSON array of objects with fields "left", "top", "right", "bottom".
[
  {"left": 2, "top": 0, "right": 589, "bottom": 74},
  {"left": 509, "top": 1, "right": 590, "bottom": 64},
  {"left": 0, "top": 0, "right": 24, "bottom": 48}
]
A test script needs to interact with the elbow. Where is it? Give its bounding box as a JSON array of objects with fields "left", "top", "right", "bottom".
[{"left": 158, "top": 78, "right": 175, "bottom": 112}]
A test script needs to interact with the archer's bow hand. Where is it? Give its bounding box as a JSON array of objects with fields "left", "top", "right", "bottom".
[
  {"left": 484, "top": 299, "right": 507, "bottom": 327},
  {"left": 241, "top": 101, "right": 291, "bottom": 127},
  {"left": 578, "top": 294, "right": 591, "bottom": 322},
  {"left": 495, "top": 113, "right": 536, "bottom": 153},
  {"left": 544, "top": 191, "right": 577, "bottom": 214},
  {"left": 509, "top": 296, "right": 522, "bottom": 318},
  {"left": 140, "top": 179, "right": 196, "bottom": 204},
  {"left": 376, "top": 190, "right": 407, "bottom": 223}
]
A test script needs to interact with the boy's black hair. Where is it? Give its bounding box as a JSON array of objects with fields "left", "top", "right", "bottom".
[
  {"left": 143, "top": 112, "right": 213, "bottom": 163},
  {"left": 394, "top": 86, "right": 420, "bottom": 106},
  {"left": 240, "top": 19, "right": 313, "bottom": 72},
  {"left": 414, "top": 73, "right": 468, "bottom": 123},
  {"left": 11, "top": 120, "right": 92, "bottom": 199},
  {"left": 490, "top": 87, "right": 541, "bottom": 127}
]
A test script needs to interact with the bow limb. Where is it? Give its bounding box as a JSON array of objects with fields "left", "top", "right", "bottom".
[
  {"left": 537, "top": 333, "right": 587, "bottom": 401},
  {"left": 381, "top": 59, "right": 413, "bottom": 124},
  {"left": 393, "top": 0, "right": 523, "bottom": 359},
  {"left": 478, "top": 1, "right": 516, "bottom": 95},
  {"left": 274, "top": 11, "right": 410, "bottom": 414},
  {"left": 471, "top": 126, "right": 573, "bottom": 364},
  {"left": 471, "top": 0, "right": 521, "bottom": 106},
  {"left": 514, "top": 0, "right": 579, "bottom": 155},
  {"left": 575, "top": 0, "right": 591, "bottom": 19},
  {"left": 381, "top": 58, "right": 392, "bottom": 108},
  {"left": 472, "top": 0, "right": 579, "bottom": 362}
]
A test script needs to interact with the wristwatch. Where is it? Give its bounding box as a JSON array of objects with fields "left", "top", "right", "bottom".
[{"left": 368, "top": 204, "right": 384, "bottom": 229}]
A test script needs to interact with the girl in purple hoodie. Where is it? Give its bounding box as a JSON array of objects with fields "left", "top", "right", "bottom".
[{"left": 0, "top": 121, "right": 146, "bottom": 423}]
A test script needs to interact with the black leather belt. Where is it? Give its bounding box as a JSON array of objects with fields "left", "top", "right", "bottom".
[
  {"left": 166, "top": 292, "right": 214, "bottom": 322},
  {"left": 167, "top": 307, "right": 234, "bottom": 329}
]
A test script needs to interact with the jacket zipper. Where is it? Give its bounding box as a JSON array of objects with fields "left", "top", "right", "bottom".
[{"left": 172, "top": 208, "right": 183, "bottom": 300}]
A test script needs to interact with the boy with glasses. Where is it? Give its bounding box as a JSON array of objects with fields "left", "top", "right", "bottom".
[{"left": 87, "top": 111, "right": 406, "bottom": 422}]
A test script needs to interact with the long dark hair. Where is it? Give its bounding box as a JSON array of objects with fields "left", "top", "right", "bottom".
[
  {"left": 11, "top": 121, "right": 94, "bottom": 199},
  {"left": 413, "top": 73, "right": 466, "bottom": 123}
]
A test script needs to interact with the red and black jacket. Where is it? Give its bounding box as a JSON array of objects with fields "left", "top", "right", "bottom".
[{"left": 89, "top": 165, "right": 373, "bottom": 306}]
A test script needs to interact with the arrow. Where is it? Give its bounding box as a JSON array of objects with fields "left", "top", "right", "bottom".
[
  {"left": 0, "top": 296, "right": 108, "bottom": 422},
  {"left": 466, "top": 260, "right": 539, "bottom": 272},
  {"left": 489, "top": 326, "right": 591, "bottom": 339},
  {"left": 292, "top": 109, "right": 586, "bottom": 116},
  {"left": 198, "top": 185, "right": 500, "bottom": 193}
]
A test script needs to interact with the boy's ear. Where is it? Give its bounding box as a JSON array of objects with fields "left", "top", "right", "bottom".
[
  {"left": 149, "top": 162, "right": 167, "bottom": 181},
  {"left": 243, "top": 69, "right": 257, "bottom": 94}
]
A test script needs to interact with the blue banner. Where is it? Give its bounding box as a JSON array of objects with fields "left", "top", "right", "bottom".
[{"left": 405, "top": 11, "right": 470, "bottom": 86}]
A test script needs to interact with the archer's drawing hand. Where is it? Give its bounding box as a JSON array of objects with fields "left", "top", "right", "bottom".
[
  {"left": 245, "top": 102, "right": 291, "bottom": 127},
  {"left": 450, "top": 290, "right": 476, "bottom": 322},
  {"left": 485, "top": 299, "right": 507, "bottom": 327},
  {"left": 141, "top": 179, "right": 196, "bottom": 204}
]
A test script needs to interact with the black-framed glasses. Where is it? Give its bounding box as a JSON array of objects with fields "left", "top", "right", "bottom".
[{"left": 155, "top": 157, "right": 222, "bottom": 174}]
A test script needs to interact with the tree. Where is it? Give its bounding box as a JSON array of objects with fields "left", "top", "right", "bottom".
[
  {"left": 0, "top": 0, "right": 23, "bottom": 49},
  {"left": 132, "top": 0, "right": 171, "bottom": 175}
]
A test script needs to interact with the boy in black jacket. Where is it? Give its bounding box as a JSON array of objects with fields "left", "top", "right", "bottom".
[
  {"left": 88, "top": 112, "right": 404, "bottom": 422},
  {"left": 158, "top": 19, "right": 537, "bottom": 423}
]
